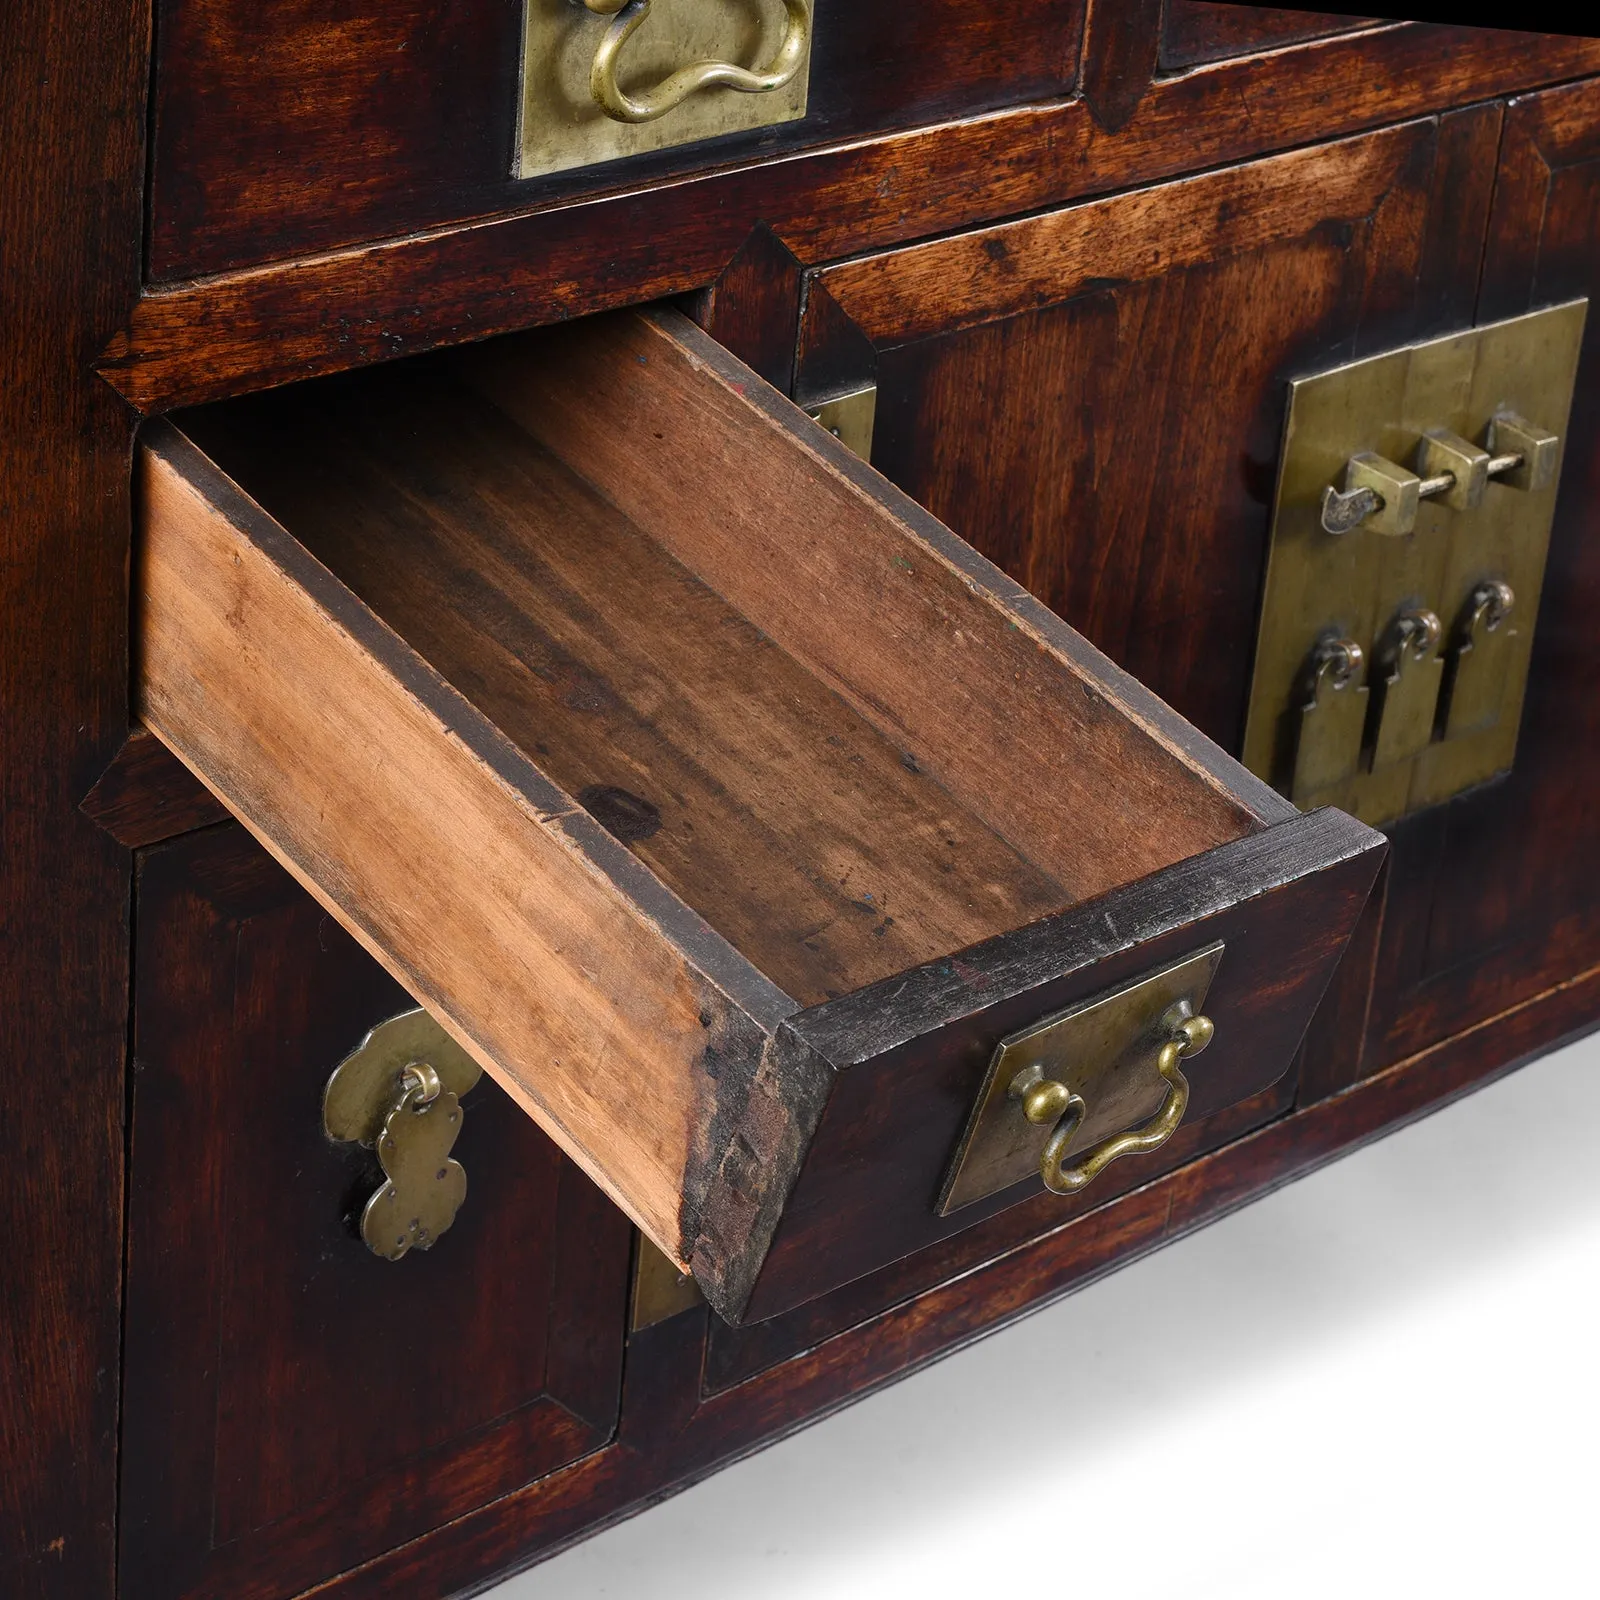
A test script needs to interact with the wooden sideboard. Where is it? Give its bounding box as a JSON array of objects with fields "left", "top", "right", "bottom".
[{"left": 6, "top": 6, "right": 1600, "bottom": 1597}]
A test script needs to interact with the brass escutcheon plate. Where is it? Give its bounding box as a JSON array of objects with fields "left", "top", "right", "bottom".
[
  {"left": 937, "top": 944, "right": 1225, "bottom": 1217},
  {"left": 1242, "top": 300, "right": 1586, "bottom": 827},
  {"left": 323, "top": 1008, "right": 482, "bottom": 1146},
  {"left": 517, "top": 0, "right": 812, "bottom": 180}
]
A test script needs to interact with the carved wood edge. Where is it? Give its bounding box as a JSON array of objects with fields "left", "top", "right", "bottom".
[{"left": 80, "top": 726, "right": 231, "bottom": 849}]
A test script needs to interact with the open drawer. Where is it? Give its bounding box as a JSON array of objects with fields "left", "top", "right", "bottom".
[{"left": 136, "top": 308, "right": 1384, "bottom": 1324}]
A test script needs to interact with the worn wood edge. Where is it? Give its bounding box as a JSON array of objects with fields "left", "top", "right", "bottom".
[
  {"left": 635, "top": 306, "right": 1296, "bottom": 830},
  {"left": 690, "top": 1026, "right": 836, "bottom": 1325},
  {"left": 300, "top": 954, "right": 1600, "bottom": 1600},
  {"left": 78, "top": 725, "right": 231, "bottom": 847},
  {"left": 97, "top": 29, "right": 1600, "bottom": 412},
  {"left": 786, "top": 806, "right": 1385, "bottom": 1066},
  {"left": 137, "top": 420, "right": 821, "bottom": 1301},
  {"left": 813, "top": 121, "right": 1424, "bottom": 347}
]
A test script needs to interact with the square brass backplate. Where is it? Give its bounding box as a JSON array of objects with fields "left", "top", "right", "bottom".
[
  {"left": 518, "top": 0, "right": 812, "bottom": 180},
  {"left": 938, "top": 944, "right": 1225, "bottom": 1217},
  {"left": 1241, "top": 300, "right": 1587, "bottom": 828}
]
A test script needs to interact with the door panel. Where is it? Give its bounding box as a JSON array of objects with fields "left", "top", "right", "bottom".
[
  {"left": 1360, "top": 79, "right": 1600, "bottom": 1067},
  {"left": 119, "top": 825, "right": 630, "bottom": 1600},
  {"left": 803, "top": 115, "right": 1499, "bottom": 756},
  {"left": 799, "top": 111, "right": 1562, "bottom": 1086}
]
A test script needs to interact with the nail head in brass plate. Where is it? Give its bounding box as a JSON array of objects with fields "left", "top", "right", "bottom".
[{"left": 937, "top": 944, "right": 1224, "bottom": 1217}]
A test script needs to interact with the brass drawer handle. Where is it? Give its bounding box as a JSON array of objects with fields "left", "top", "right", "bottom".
[
  {"left": 1013, "top": 1010, "right": 1215, "bottom": 1196},
  {"left": 584, "top": 0, "right": 811, "bottom": 125}
]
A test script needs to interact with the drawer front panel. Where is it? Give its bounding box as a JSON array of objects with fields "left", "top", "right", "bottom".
[
  {"left": 743, "top": 808, "right": 1380, "bottom": 1321},
  {"left": 147, "top": 0, "right": 1085, "bottom": 280},
  {"left": 119, "top": 826, "right": 630, "bottom": 1600}
]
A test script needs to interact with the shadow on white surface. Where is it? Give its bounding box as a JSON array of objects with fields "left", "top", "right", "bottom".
[{"left": 492, "top": 1029, "right": 1600, "bottom": 1600}]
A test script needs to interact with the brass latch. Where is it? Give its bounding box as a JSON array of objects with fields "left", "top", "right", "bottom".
[
  {"left": 1243, "top": 300, "right": 1586, "bottom": 827},
  {"left": 1319, "top": 414, "right": 1559, "bottom": 537},
  {"left": 323, "top": 1009, "right": 482, "bottom": 1260}
]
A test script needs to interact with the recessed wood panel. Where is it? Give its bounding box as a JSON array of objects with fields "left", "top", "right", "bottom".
[
  {"left": 806, "top": 119, "right": 1495, "bottom": 754},
  {"left": 119, "top": 825, "right": 630, "bottom": 1600}
]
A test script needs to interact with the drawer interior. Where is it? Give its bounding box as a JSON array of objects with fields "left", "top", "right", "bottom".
[
  {"left": 179, "top": 338, "right": 1260, "bottom": 1010},
  {"left": 139, "top": 308, "right": 1360, "bottom": 1322}
]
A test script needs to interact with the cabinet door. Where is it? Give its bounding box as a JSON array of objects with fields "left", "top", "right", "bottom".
[
  {"left": 799, "top": 114, "right": 1521, "bottom": 1076},
  {"left": 119, "top": 825, "right": 630, "bottom": 1600},
  {"left": 801, "top": 99, "right": 1600, "bottom": 1082},
  {"left": 800, "top": 116, "right": 1495, "bottom": 754},
  {"left": 1360, "top": 79, "right": 1600, "bottom": 1069}
]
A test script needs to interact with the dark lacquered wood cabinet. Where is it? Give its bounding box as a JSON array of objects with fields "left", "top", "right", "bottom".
[
  {"left": 119, "top": 826, "right": 630, "bottom": 1600},
  {"left": 8, "top": 6, "right": 1600, "bottom": 1599}
]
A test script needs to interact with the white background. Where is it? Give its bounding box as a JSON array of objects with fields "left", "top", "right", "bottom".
[{"left": 493, "top": 1027, "right": 1600, "bottom": 1600}]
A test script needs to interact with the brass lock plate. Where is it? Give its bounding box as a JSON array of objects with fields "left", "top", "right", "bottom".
[
  {"left": 938, "top": 943, "right": 1224, "bottom": 1216},
  {"left": 517, "top": 0, "right": 812, "bottom": 180},
  {"left": 1242, "top": 300, "right": 1586, "bottom": 828},
  {"left": 324, "top": 1009, "right": 483, "bottom": 1260}
]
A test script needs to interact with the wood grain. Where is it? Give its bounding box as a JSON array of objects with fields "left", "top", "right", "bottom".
[
  {"left": 100, "top": 27, "right": 1600, "bottom": 412},
  {"left": 461, "top": 310, "right": 1280, "bottom": 900},
  {"left": 810, "top": 114, "right": 1498, "bottom": 756},
  {"left": 809, "top": 126, "right": 1450, "bottom": 349},
  {"left": 1080, "top": 0, "right": 1162, "bottom": 134},
  {"left": 0, "top": 1, "right": 148, "bottom": 1595},
  {"left": 137, "top": 422, "right": 823, "bottom": 1318},
  {"left": 80, "top": 728, "right": 230, "bottom": 848},
  {"left": 182, "top": 371, "right": 1070, "bottom": 1008},
  {"left": 119, "top": 825, "right": 630, "bottom": 1600},
  {"left": 1160, "top": 2, "right": 1376, "bottom": 71},
  {"left": 684, "top": 223, "right": 808, "bottom": 394}
]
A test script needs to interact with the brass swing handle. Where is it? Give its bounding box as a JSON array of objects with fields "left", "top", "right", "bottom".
[
  {"left": 583, "top": 0, "right": 810, "bottom": 125},
  {"left": 1013, "top": 1012, "right": 1215, "bottom": 1196}
]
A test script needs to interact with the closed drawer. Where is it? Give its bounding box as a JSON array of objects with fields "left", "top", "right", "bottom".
[
  {"left": 147, "top": 0, "right": 1086, "bottom": 279},
  {"left": 136, "top": 307, "right": 1383, "bottom": 1323}
]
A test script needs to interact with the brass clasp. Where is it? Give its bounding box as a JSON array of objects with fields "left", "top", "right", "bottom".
[{"left": 323, "top": 1009, "right": 482, "bottom": 1260}]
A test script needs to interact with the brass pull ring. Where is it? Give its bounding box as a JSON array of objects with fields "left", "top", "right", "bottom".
[
  {"left": 1015, "top": 1011, "right": 1215, "bottom": 1196},
  {"left": 583, "top": 0, "right": 810, "bottom": 125}
]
